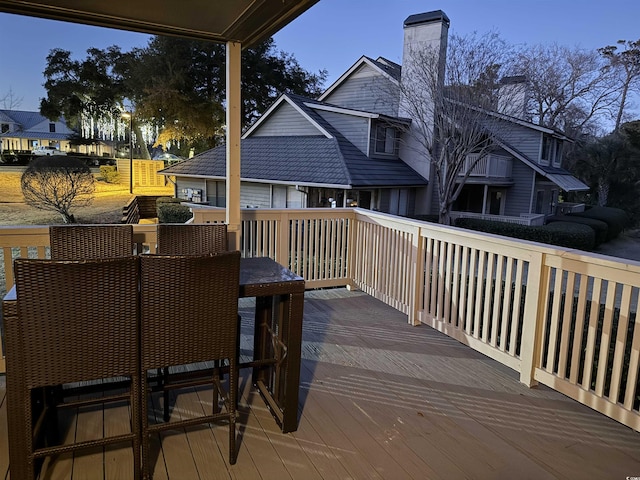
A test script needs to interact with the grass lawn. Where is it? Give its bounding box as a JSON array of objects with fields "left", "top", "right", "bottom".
[{"left": 0, "top": 171, "right": 173, "bottom": 225}]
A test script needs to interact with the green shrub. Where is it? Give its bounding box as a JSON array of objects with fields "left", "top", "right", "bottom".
[
  {"left": 570, "top": 206, "right": 629, "bottom": 240},
  {"left": 157, "top": 201, "right": 192, "bottom": 223},
  {"left": 546, "top": 215, "right": 608, "bottom": 245},
  {"left": 455, "top": 217, "right": 596, "bottom": 251},
  {"left": 99, "top": 165, "right": 120, "bottom": 183},
  {"left": 156, "top": 196, "right": 182, "bottom": 206},
  {"left": 540, "top": 221, "right": 596, "bottom": 251}
]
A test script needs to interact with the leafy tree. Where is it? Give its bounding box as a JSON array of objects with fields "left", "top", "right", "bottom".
[
  {"left": 599, "top": 39, "right": 640, "bottom": 131},
  {"left": 21, "top": 157, "right": 95, "bottom": 223},
  {"left": 131, "top": 36, "right": 326, "bottom": 153},
  {"left": 40, "top": 37, "right": 325, "bottom": 157},
  {"left": 40, "top": 46, "right": 125, "bottom": 131},
  {"left": 570, "top": 122, "right": 640, "bottom": 217}
]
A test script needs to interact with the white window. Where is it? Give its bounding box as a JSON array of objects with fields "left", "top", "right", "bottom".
[
  {"left": 541, "top": 135, "right": 553, "bottom": 165},
  {"left": 375, "top": 124, "right": 395, "bottom": 155},
  {"left": 541, "top": 134, "right": 563, "bottom": 166}
]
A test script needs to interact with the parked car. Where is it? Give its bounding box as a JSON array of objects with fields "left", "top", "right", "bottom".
[
  {"left": 31, "top": 146, "right": 67, "bottom": 156},
  {"left": 153, "top": 152, "right": 184, "bottom": 165}
]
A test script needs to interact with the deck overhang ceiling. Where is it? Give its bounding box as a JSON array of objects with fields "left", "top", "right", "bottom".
[{"left": 0, "top": 0, "right": 319, "bottom": 46}]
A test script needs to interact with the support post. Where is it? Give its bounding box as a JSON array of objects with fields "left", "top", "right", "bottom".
[{"left": 226, "top": 41, "right": 242, "bottom": 251}]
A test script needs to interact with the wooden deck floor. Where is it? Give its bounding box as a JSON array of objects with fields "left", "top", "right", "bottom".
[{"left": 1, "top": 288, "right": 640, "bottom": 479}]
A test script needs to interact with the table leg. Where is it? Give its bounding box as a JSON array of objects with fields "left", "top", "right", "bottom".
[
  {"left": 281, "top": 291, "right": 304, "bottom": 433},
  {"left": 252, "top": 296, "right": 273, "bottom": 387},
  {"left": 251, "top": 292, "right": 303, "bottom": 433}
]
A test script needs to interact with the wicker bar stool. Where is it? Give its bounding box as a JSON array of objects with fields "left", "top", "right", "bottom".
[
  {"left": 156, "top": 223, "right": 227, "bottom": 255},
  {"left": 49, "top": 224, "right": 135, "bottom": 259},
  {"left": 6, "top": 256, "right": 142, "bottom": 479},
  {"left": 155, "top": 222, "right": 230, "bottom": 419},
  {"left": 140, "top": 252, "right": 241, "bottom": 475}
]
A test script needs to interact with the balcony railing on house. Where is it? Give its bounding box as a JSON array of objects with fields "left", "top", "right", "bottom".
[
  {"left": 450, "top": 211, "right": 547, "bottom": 226},
  {"left": 460, "top": 153, "right": 513, "bottom": 178},
  {"left": 0, "top": 206, "right": 639, "bottom": 434}
]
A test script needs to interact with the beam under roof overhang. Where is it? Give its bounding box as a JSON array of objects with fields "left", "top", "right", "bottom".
[{"left": 0, "top": 0, "right": 319, "bottom": 46}]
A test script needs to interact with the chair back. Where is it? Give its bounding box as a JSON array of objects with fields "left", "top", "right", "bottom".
[
  {"left": 13, "top": 256, "right": 140, "bottom": 388},
  {"left": 156, "top": 223, "right": 228, "bottom": 255},
  {"left": 50, "top": 224, "right": 134, "bottom": 259},
  {"left": 139, "top": 251, "right": 240, "bottom": 369}
]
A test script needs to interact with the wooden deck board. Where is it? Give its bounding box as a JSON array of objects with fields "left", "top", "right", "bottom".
[{"left": 1, "top": 288, "right": 640, "bottom": 479}]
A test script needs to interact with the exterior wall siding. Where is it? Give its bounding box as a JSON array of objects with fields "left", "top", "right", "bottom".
[
  {"left": 499, "top": 123, "right": 543, "bottom": 162},
  {"left": 252, "top": 102, "right": 321, "bottom": 136},
  {"left": 504, "top": 160, "right": 535, "bottom": 216},
  {"left": 323, "top": 65, "right": 399, "bottom": 116},
  {"left": 316, "top": 110, "right": 370, "bottom": 154}
]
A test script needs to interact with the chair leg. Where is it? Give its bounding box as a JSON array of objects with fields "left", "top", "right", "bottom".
[
  {"left": 228, "top": 363, "right": 237, "bottom": 465},
  {"left": 162, "top": 367, "right": 170, "bottom": 422},
  {"left": 141, "top": 373, "right": 151, "bottom": 480}
]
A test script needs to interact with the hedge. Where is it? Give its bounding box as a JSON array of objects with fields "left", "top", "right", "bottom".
[
  {"left": 99, "top": 165, "right": 120, "bottom": 184},
  {"left": 569, "top": 206, "right": 629, "bottom": 240},
  {"left": 454, "top": 217, "right": 596, "bottom": 251},
  {"left": 546, "top": 215, "right": 608, "bottom": 246},
  {"left": 157, "top": 200, "right": 192, "bottom": 223}
]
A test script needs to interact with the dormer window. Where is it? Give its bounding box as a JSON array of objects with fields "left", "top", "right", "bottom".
[
  {"left": 1, "top": 123, "right": 9, "bottom": 133},
  {"left": 541, "top": 134, "right": 563, "bottom": 166},
  {"left": 375, "top": 124, "right": 396, "bottom": 155},
  {"left": 49, "top": 123, "right": 56, "bottom": 133}
]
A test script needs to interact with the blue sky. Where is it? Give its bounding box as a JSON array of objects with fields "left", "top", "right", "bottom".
[{"left": 1, "top": 0, "right": 639, "bottom": 112}]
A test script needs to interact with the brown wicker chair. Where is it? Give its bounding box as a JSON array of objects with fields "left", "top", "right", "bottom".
[
  {"left": 155, "top": 222, "right": 230, "bottom": 419},
  {"left": 6, "top": 256, "right": 141, "bottom": 479},
  {"left": 156, "top": 223, "right": 227, "bottom": 255},
  {"left": 49, "top": 224, "right": 134, "bottom": 259},
  {"left": 140, "top": 252, "right": 241, "bottom": 474}
]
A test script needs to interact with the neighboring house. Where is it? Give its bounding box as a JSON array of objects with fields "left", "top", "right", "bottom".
[
  {"left": 162, "top": 9, "right": 588, "bottom": 220},
  {"left": 0, "top": 109, "right": 113, "bottom": 157},
  {"left": 162, "top": 93, "right": 427, "bottom": 215}
]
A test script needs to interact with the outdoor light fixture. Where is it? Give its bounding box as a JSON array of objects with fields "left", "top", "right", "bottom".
[{"left": 121, "top": 111, "right": 133, "bottom": 194}]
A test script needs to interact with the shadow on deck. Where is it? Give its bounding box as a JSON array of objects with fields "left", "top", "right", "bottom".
[{"left": 1, "top": 288, "right": 639, "bottom": 479}]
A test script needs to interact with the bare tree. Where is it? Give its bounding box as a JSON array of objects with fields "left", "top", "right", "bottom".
[
  {"left": 514, "top": 44, "right": 618, "bottom": 135},
  {"left": 396, "top": 32, "right": 518, "bottom": 225},
  {"left": 0, "top": 87, "right": 23, "bottom": 109},
  {"left": 21, "top": 157, "right": 95, "bottom": 223},
  {"left": 599, "top": 39, "right": 640, "bottom": 131}
]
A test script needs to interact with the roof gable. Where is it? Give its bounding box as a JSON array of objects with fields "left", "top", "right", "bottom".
[
  {"left": 243, "top": 95, "right": 332, "bottom": 139},
  {"left": 319, "top": 56, "right": 400, "bottom": 102}
]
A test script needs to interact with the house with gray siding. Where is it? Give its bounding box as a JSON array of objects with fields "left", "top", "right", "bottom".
[
  {"left": 162, "top": 92, "right": 427, "bottom": 216},
  {"left": 162, "top": 9, "right": 588, "bottom": 220}
]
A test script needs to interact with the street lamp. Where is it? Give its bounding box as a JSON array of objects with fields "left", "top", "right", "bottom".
[{"left": 121, "top": 111, "right": 133, "bottom": 194}]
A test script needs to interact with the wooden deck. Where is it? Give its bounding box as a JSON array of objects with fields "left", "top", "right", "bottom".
[{"left": 1, "top": 288, "right": 640, "bottom": 479}]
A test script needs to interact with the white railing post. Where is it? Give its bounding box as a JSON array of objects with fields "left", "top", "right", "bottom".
[
  {"left": 518, "top": 250, "right": 547, "bottom": 387},
  {"left": 277, "top": 210, "right": 290, "bottom": 268},
  {"left": 409, "top": 226, "right": 425, "bottom": 325}
]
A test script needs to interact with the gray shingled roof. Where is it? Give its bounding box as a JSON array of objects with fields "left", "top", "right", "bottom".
[
  {"left": 0, "top": 110, "right": 47, "bottom": 129},
  {"left": 162, "top": 134, "right": 428, "bottom": 188},
  {"left": 366, "top": 56, "right": 402, "bottom": 82},
  {"left": 163, "top": 92, "right": 427, "bottom": 188}
]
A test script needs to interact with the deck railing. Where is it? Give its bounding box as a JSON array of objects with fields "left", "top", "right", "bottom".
[
  {"left": 461, "top": 153, "right": 512, "bottom": 178},
  {"left": 450, "top": 211, "right": 547, "bottom": 226},
  {"left": 1, "top": 207, "right": 639, "bottom": 432}
]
